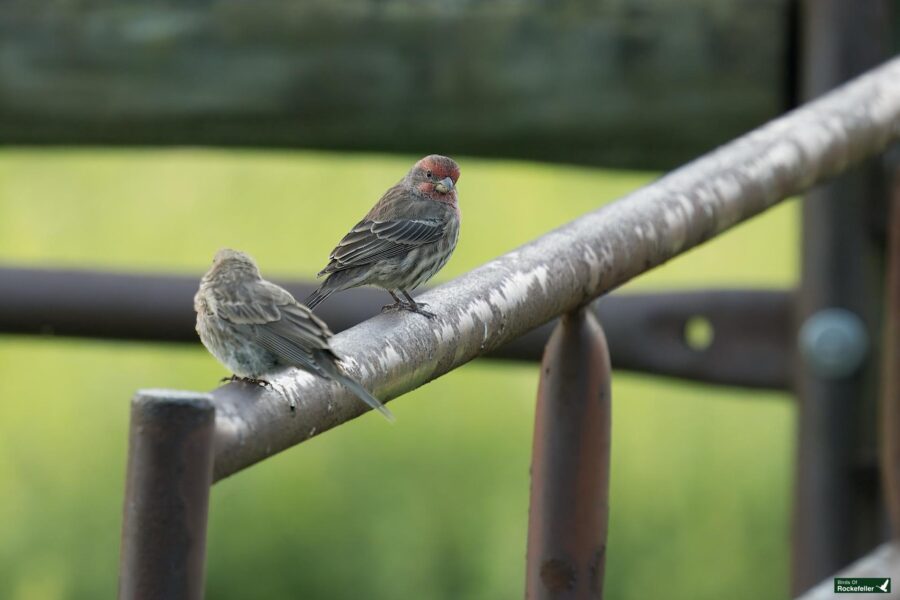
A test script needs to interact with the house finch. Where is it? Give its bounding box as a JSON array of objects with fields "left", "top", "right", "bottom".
[
  {"left": 195, "top": 248, "right": 393, "bottom": 420},
  {"left": 305, "top": 154, "right": 461, "bottom": 318}
]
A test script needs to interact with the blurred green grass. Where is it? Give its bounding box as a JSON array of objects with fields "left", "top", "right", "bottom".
[{"left": 0, "top": 149, "right": 795, "bottom": 600}]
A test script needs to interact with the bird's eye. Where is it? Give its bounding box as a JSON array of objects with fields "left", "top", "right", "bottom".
[{"left": 426, "top": 170, "right": 433, "bottom": 179}]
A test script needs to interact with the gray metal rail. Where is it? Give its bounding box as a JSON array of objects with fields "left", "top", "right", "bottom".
[{"left": 209, "top": 56, "right": 900, "bottom": 482}]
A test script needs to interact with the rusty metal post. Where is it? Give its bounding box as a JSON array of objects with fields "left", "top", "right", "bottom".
[
  {"left": 119, "top": 390, "right": 215, "bottom": 600},
  {"left": 526, "top": 308, "right": 611, "bottom": 599},
  {"left": 792, "top": 0, "right": 892, "bottom": 593},
  {"left": 881, "top": 171, "right": 900, "bottom": 535}
]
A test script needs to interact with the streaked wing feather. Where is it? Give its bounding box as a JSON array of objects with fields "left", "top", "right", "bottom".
[
  {"left": 278, "top": 303, "right": 334, "bottom": 345},
  {"left": 253, "top": 327, "right": 320, "bottom": 372},
  {"left": 370, "top": 219, "right": 446, "bottom": 245},
  {"left": 217, "top": 282, "right": 334, "bottom": 369},
  {"left": 216, "top": 299, "right": 281, "bottom": 325},
  {"left": 323, "top": 218, "right": 445, "bottom": 273}
]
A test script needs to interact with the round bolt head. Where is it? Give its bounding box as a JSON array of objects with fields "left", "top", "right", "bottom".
[{"left": 799, "top": 308, "right": 868, "bottom": 380}]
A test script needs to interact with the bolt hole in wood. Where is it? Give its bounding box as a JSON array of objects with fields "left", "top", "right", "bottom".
[{"left": 683, "top": 315, "right": 715, "bottom": 351}]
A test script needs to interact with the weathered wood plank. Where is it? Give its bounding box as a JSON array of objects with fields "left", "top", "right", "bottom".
[{"left": 0, "top": 0, "right": 790, "bottom": 168}]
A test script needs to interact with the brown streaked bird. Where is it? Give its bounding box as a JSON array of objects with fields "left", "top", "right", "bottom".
[
  {"left": 194, "top": 249, "right": 393, "bottom": 420},
  {"left": 305, "top": 154, "right": 461, "bottom": 318}
]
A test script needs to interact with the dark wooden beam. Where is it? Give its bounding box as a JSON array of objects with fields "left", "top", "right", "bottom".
[
  {"left": 0, "top": 0, "right": 790, "bottom": 169},
  {"left": 0, "top": 266, "right": 793, "bottom": 390}
]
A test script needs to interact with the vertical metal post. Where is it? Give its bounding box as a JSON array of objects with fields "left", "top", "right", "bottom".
[
  {"left": 119, "top": 390, "right": 215, "bottom": 600},
  {"left": 793, "top": 0, "right": 892, "bottom": 593},
  {"left": 881, "top": 171, "right": 900, "bottom": 535},
  {"left": 526, "top": 308, "right": 611, "bottom": 600}
]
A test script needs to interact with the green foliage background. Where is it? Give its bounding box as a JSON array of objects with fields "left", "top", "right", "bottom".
[{"left": 0, "top": 150, "right": 795, "bottom": 599}]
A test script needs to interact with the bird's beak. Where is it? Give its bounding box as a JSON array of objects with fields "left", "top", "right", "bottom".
[{"left": 434, "top": 177, "right": 455, "bottom": 194}]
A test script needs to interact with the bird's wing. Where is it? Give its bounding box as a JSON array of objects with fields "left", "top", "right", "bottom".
[
  {"left": 215, "top": 282, "right": 334, "bottom": 370},
  {"left": 319, "top": 218, "right": 447, "bottom": 275}
]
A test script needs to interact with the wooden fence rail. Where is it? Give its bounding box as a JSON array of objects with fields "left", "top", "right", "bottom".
[
  {"left": 0, "top": 0, "right": 791, "bottom": 170},
  {"left": 0, "top": 266, "right": 793, "bottom": 389}
]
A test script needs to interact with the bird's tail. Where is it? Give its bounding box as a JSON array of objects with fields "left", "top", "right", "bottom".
[
  {"left": 304, "top": 286, "right": 333, "bottom": 311},
  {"left": 316, "top": 355, "right": 394, "bottom": 421},
  {"left": 334, "top": 371, "right": 395, "bottom": 422}
]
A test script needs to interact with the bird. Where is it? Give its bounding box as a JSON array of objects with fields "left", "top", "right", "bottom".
[
  {"left": 305, "top": 154, "right": 461, "bottom": 318},
  {"left": 194, "top": 248, "right": 393, "bottom": 420}
]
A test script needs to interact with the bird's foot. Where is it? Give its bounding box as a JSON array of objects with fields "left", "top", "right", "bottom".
[
  {"left": 400, "top": 291, "right": 435, "bottom": 318},
  {"left": 382, "top": 300, "right": 435, "bottom": 318},
  {"left": 403, "top": 301, "right": 436, "bottom": 319},
  {"left": 240, "top": 377, "right": 270, "bottom": 387},
  {"left": 381, "top": 301, "right": 405, "bottom": 313},
  {"left": 221, "top": 374, "right": 240, "bottom": 383}
]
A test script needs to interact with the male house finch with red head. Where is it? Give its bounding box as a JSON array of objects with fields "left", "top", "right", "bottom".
[
  {"left": 195, "top": 249, "right": 393, "bottom": 420},
  {"left": 305, "top": 154, "right": 461, "bottom": 318}
]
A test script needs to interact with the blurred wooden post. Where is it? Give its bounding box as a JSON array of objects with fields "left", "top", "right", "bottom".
[
  {"left": 526, "top": 309, "right": 612, "bottom": 599},
  {"left": 881, "top": 170, "right": 900, "bottom": 535},
  {"left": 792, "top": 0, "right": 892, "bottom": 593},
  {"left": 119, "top": 390, "right": 215, "bottom": 600}
]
